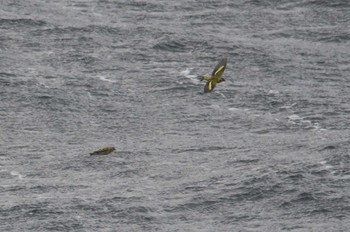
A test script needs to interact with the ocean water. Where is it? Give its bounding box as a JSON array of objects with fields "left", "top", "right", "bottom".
[{"left": 1, "top": 0, "right": 349, "bottom": 231}]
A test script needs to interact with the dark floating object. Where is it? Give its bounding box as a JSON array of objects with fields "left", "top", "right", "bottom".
[{"left": 90, "top": 147, "right": 116, "bottom": 156}]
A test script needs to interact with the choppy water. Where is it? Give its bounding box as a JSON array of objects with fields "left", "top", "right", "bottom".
[{"left": 1, "top": 0, "right": 350, "bottom": 231}]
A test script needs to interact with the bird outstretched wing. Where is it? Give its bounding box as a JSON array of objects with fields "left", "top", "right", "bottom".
[
  {"left": 211, "top": 58, "right": 227, "bottom": 77},
  {"left": 204, "top": 80, "right": 216, "bottom": 93}
]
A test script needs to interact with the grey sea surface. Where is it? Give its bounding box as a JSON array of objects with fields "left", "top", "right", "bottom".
[{"left": 1, "top": 0, "right": 350, "bottom": 231}]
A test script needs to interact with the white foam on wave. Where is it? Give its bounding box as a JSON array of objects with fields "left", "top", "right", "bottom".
[
  {"left": 228, "top": 107, "right": 240, "bottom": 111},
  {"left": 217, "top": 91, "right": 226, "bottom": 98},
  {"left": 318, "top": 160, "right": 350, "bottom": 179},
  {"left": 287, "top": 114, "right": 326, "bottom": 131},
  {"left": 267, "top": 89, "right": 280, "bottom": 95},
  {"left": 210, "top": 104, "right": 221, "bottom": 109},
  {"left": 10, "top": 171, "right": 25, "bottom": 179},
  {"left": 228, "top": 107, "right": 250, "bottom": 112},
  {"left": 96, "top": 75, "right": 116, "bottom": 83},
  {"left": 281, "top": 103, "right": 297, "bottom": 110},
  {"left": 319, "top": 160, "right": 334, "bottom": 170},
  {"left": 288, "top": 114, "right": 302, "bottom": 122},
  {"left": 180, "top": 68, "right": 200, "bottom": 84},
  {"left": 319, "top": 160, "right": 336, "bottom": 176}
]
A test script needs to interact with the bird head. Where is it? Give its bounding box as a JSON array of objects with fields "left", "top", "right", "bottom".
[{"left": 218, "top": 78, "right": 225, "bottom": 83}]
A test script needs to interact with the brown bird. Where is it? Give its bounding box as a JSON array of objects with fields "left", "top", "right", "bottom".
[{"left": 201, "top": 58, "right": 227, "bottom": 93}]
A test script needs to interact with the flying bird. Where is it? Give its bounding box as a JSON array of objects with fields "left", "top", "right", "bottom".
[
  {"left": 90, "top": 147, "right": 116, "bottom": 156},
  {"left": 201, "top": 58, "right": 227, "bottom": 93}
]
